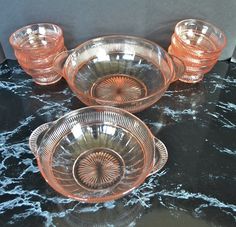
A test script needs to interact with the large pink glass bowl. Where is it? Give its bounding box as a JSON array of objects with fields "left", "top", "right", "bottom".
[{"left": 54, "top": 35, "right": 184, "bottom": 113}]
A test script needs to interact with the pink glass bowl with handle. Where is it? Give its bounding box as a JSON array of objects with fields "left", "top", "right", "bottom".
[
  {"left": 53, "top": 35, "right": 185, "bottom": 113},
  {"left": 29, "top": 106, "right": 168, "bottom": 203}
]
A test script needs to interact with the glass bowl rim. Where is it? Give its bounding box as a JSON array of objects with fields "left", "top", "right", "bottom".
[
  {"left": 9, "top": 23, "right": 63, "bottom": 51},
  {"left": 174, "top": 18, "right": 227, "bottom": 53}
]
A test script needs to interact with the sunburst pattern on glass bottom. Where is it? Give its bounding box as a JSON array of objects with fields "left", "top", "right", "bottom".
[
  {"left": 73, "top": 148, "right": 125, "bottom": 190},
  {"left": 90, "top": 74, "right": 147, "bottom": 102}
]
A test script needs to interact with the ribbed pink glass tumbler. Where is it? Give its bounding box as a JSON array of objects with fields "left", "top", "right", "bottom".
[
  {"left": 168, "top": 19, "right": 227, "bottom": 83},
  {"left": 9, "top": 23, "right": 65, "bottom": 85}
]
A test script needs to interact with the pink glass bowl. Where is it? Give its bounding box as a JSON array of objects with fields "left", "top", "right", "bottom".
[
  {"left": 9, "top": 23, "right": 65, "bottom": 85},
  {"left": 53, "top": 35, "right": 185, "bottom": 113},
  {"left": 168, "top": 19, "right": 227, "bottom": 83},
  {"left": 29, "top": 106, "right": 168, "bottom": 203}
]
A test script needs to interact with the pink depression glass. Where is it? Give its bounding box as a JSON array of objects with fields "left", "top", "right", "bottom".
[
  {"left": 53, "top": 35, "right": 185, "bottom": 113},
  {"left": 9, "top": 23, "right": 65, "bottom": 85},
  {"left": 29, "top": 106, "right": 168, "bottom": 203},
  {"left": 168, "top": 19, "right": 227, "bottom": 83}
]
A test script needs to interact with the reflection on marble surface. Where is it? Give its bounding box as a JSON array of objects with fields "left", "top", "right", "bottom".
[{"left": 0, "top": 60, "right": 235, "bottom": 227}]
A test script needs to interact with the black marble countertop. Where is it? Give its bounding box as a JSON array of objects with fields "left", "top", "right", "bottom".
[{"left": 0, "top": 60, "right": 235, "bottom": 227}]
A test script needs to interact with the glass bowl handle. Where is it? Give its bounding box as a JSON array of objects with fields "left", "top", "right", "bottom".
[
  {"left": 29, "top": 122, "right": 53, "bottom": 157},
  {"left": 148, "top": 137, "right": 168, "bottom": 176},
  {"left": 170, "top": 55, "right": 186, "bottom": 82},
  {"left": 53, "top": 48, "right": 75, "bottom": 77}
]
